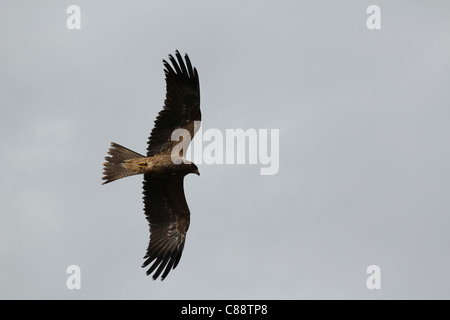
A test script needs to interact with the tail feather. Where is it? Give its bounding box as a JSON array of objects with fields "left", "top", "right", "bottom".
[{"left": 102, "top": 142, "right": 145, "bottom": 184}]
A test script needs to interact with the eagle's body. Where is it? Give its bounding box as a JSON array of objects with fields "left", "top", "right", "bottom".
[
  {"left": 104, "top": 147, "right": 197, "bottom": 179},
  {"left": 102, "top": 51, "right": 201, "bottom": 280}
]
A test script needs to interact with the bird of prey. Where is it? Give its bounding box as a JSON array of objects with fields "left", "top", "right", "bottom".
[{"left": 102, "top": 50, "right": 201, "bottom": 280}]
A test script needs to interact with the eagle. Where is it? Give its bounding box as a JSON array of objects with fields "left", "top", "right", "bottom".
[{"left": 102, "top": 50, "right": 201, "bottom": 280}]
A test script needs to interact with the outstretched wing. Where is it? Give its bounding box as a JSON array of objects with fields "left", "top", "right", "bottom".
[
  {"left": 147, "top": 50, "right": 201, "bottom": 157},
  {"left": 141, "top": 175, "right": 190, "bottom": 280}
]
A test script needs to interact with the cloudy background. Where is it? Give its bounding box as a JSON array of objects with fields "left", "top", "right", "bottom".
[{"left": 1, "top": 1, "right": 449, "bottom": 299}]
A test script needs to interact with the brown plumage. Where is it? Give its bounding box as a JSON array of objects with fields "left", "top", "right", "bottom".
[{"left": 102, "top": 50, "right": 201, "bottom": 280}]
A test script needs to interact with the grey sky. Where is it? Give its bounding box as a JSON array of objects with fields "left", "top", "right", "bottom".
[{"left": 1, "top": 1, "right": 449, "bottom": 299}]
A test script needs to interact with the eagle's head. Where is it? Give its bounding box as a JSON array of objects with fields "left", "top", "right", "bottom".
[{"left": 189, "top": 163, "right": 200, "bottom": 176}]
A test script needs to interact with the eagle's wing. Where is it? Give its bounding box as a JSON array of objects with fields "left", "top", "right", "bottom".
[
  {"left": 147, "top": 50, "right": 201, "bottom": 157},
  {"left": 141, "top": 175, "right": 190, "bottom": 280}
]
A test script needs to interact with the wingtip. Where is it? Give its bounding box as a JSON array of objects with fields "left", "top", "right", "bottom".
[{"left": 146, "top": 269, "right": 163, "bottom": 281}]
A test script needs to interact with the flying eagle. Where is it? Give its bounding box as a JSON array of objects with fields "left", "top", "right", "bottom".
[{"left": 102, "top": 50, "right": 201, "bottom": 280}]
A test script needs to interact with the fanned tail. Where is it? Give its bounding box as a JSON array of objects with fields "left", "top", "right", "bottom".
[{"left": 102, "top": 142, "right": 145, "bottom": 184}]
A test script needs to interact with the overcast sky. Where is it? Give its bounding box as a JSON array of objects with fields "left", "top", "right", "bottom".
[{"left": 1, "top": 1, "right": 449, "bottom": 299}]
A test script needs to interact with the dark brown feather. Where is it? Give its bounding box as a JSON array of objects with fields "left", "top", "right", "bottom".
[
  {"left": 146, "top": 50, "right": 201, "bottom": 157},
  {"left": 141, "top": 175, "right": 190, "bottom": 280}
]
